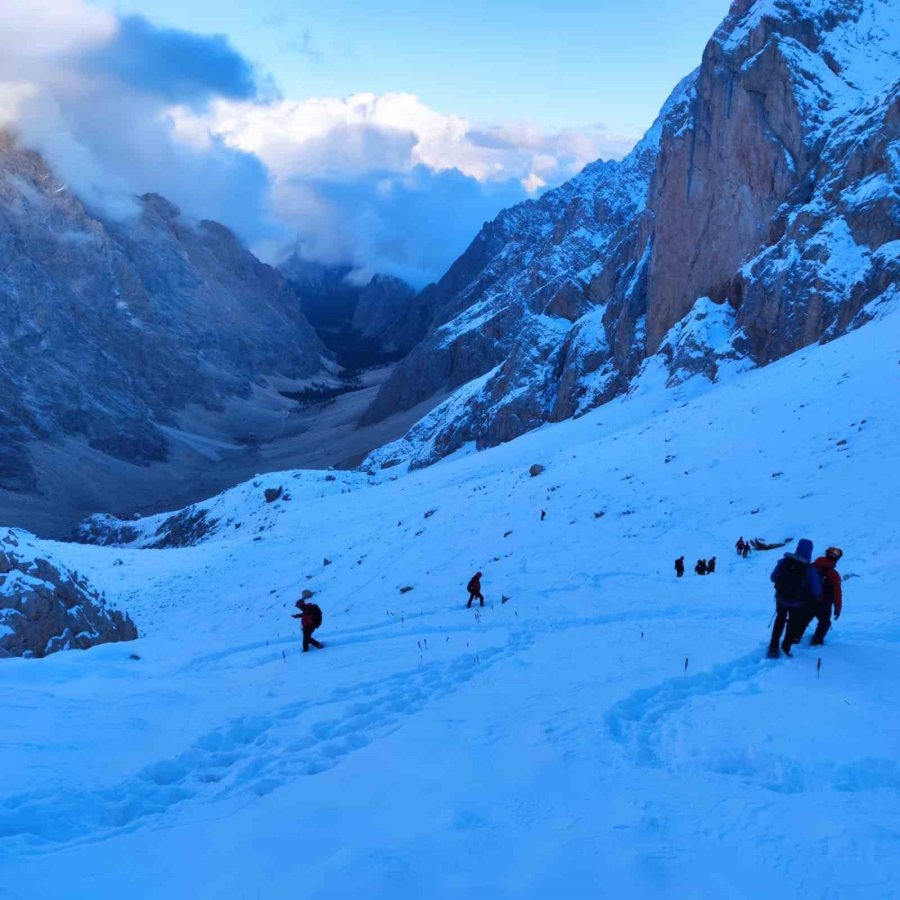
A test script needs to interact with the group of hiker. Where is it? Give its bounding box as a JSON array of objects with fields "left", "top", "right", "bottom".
[
  {"left": 675, "top": 556, "right": 717, "bottom": 577},
  {"left": 768, "top": 539, "right": 843, "bottom": 658},
  {"left": 287, "top": 539, "right": 844, "bottom": 662},
  {"left": 673, "top": 536, "right": 755, "bottom": 576}
]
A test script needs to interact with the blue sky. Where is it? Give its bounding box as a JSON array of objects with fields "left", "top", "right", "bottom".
[
  {"left": 4, "top": 0, "right": 730, "bottom": 284},
  {"left": 92, "top": 0, "right": 727, "bottom": 132}
]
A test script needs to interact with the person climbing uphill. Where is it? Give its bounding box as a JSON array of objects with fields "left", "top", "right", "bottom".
[
  {"left": 803, "top": 547, "right": 844, "bottom": 646},
  {"left": 767, "top": 538, "right": 821, "bottom": 658},
  {"left": 466, "top": 572, "right": 484, "bottom": 608},
  {"left": 292, "top": 597, "right": 324, "bottom": 652},
  {"left": 742, "top": 542, "right": 752, "bottom": 558},
  {"left": 736, "top": 537, "right": 745, "bottom": 555},
  {"left": 695, "top": 559, "right": 707, "bottom": 576},
  {"left": 707, "top": 556, "right": 717, "bottom": 574},
  {"left": 675, "top": 556, "right": 685, "bottom": 578}
]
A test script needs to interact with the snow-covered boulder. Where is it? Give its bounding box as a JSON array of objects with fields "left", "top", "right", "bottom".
[{"left": 0, "top": 530, "right": 137, "bottom": 659}]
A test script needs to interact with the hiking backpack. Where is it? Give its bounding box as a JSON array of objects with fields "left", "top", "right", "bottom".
[
  {"left": 773, "top": 557, "right": 808, "bottom": 600},
  {"left": 306, "top": 603, "right": 323, "bottom": 629}
]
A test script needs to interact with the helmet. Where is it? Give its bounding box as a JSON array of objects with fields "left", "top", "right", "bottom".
[{"left": 825, "top": 546, "right": 843, "bottom": 560}]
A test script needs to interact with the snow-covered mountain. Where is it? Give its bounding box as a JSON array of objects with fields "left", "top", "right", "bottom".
[
  {"left": 2, "top": 290, "right": 898, "bottom": 896},
  {"left": 361, "top": 0, "right": 899, "bottom": 469},
  {"left": 0, "top": 134, "right": 338, "bottom": 534}
]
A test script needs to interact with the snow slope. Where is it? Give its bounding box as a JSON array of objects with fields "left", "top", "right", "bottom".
[{"left": 1, "top": 301, "right": 899, "bottom": 897}]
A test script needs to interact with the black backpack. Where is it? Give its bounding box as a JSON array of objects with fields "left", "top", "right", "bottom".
[
  {"left": 774, "top": 557, "right": 807, "bottom": 599},
  {"left": 306, "top": 603, "right": 323, "bottom": 629}
]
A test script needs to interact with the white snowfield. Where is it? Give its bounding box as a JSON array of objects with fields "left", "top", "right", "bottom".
[{"left": 2, "top": 304, "right": 899, "bottom": 898}]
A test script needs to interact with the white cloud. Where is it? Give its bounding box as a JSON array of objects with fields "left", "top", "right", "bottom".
[
  {"left": 0, "top": 0, "right": 641, "bottom": 285},
  {"left": 176, "top": 91, "right": 638, "bottom": 192}
]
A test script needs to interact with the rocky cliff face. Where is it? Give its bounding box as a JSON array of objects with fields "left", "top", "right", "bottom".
[
  {"left": 0, "top": 529, "right": 137, "bottom": 658},
  {"left": 280, "top": 256, "right": 422, "bottom": 366},
  {"left": 363, "top": 0, "right": 899, "bottom": 470},
  {"left": 0, "top": 134, "right": 326, "bottom": 495}
]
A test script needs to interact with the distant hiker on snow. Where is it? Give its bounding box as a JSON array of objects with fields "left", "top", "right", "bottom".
[
  {"left": 742, "top": 542, "right": 752, "bottom": 559},
  {"left": 767, "top": 539, "right": 822, "bottom": 658},
  {"left": 541, "top": 509, "right": 546, "bottom": 522},
  {"left": 292, "top": 599, "right": 324, "bottom": 652},
  {"left": 707, "top": 556, "right": 717, "bottom": 574},
  {"left": 675, "top": 556, "right": 685, "bottom": 578},
  {"left": 467, "top": 572, "right": 484, "bottom": 608},
  {"left": 695, "top": 559, "right": 707, "bottom": 576},
  {"left": 736, "top": 537, "right": 745, "bottom": 555},
  {"left": 797, "top": 547, "right": 844, "bottom": 647}
]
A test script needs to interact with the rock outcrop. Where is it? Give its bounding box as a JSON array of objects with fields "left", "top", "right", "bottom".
[
  {"left": 0, "top": 530, "right": 137, "bottom": 658},
  {"left": 0, "top": 133, "right": 326, "bottom": 495},
  {"left": 362, "top": 0, "right": 899, "bottom": 470}
]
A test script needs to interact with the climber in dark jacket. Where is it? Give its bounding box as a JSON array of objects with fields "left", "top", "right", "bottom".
[
  {"left": 767, "top": 539, "right": 822, "bottom": 658},
  {"left": 796, "top": 547, "right": 844, "bottom": 646},
  {"left": 467, "top": 572, "right": 484, "bottom": 608},
  {"left": 675, "top": 556, "right": 685, "bottom": 577},
  {"left": 695, "top": 559, "right": 707, "bottom": 576},
  {"left": 292, "top": 599, "right": 324, "bottom": 652},
  {"left": 707, "top": 556, "right": 717, "bottom": 574}
]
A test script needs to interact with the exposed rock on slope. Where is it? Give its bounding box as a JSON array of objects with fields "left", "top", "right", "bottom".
[
  {"left": 0, "top": 529, "right": 136, "bottom": 658},
  {"left": 0, "top": 133, "right": 326, "bottom": 494},
  {"left": 363, "top": 0, "right": 899, "bottom": 469}
]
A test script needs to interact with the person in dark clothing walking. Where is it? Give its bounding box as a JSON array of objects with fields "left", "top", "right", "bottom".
[
  {"left": 695, "top": 559, "right": 707, "bottom": 576},
  {"left": 742, "top": 542, "right": 751, "bottom": 558},
  {"left": 798, "top": 547, "right": 844, "bottom": 646},
  {"left": 736, "top": 537, "right": 745, "bottom": 555},
  {"left": 707, "top": 556, "right": 717, "bottom": 574},
  {"left": 675, "top": 556, "right": 685, "bottom": 577},
  {"left": 767, "top": 539, "right": 822, "bottom": 658},
  {"left": 466, "top": 572, "right": 484, "bottom": 608},
  {"left": 541, "top": 509, "right": 546, "bottom": 522},
  {"left": 292, "top": 599, "right": 324, "bottom": 652}
]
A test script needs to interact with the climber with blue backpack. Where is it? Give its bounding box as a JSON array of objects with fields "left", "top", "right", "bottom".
[{"left": 767, "top": 538, "right": 822, "bottom": 659}]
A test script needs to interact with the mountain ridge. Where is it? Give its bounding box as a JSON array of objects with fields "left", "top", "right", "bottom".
[{"left": 360, "top": 0, "right": 899, "bottom": 471}]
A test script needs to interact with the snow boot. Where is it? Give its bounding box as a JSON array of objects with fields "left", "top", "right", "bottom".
[
  {"left": 766, "top": 645, "right": 780, "bottom": 659},
  {"left": 781, "top": 640, "right": 793, "bottom": 658},
  {"left": 809, "top": 636, "right": 824, "bottom": 647}
]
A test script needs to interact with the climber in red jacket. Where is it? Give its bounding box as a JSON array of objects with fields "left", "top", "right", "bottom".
[
  {"left": 808, "top": 547, "right": 843, "bottom": 645},
  {"left": 466, "top": 572, "right": 484, "bottom": 608},
  {"left": 795, "top": 547, "right": 844, "bottom": 647}
]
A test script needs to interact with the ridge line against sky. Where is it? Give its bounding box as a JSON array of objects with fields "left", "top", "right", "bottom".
[{"left": 1, "top": 0, "right": 730, "bottom": 284}]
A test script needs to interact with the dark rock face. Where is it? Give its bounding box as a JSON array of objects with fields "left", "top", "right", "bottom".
[
  {"left": 74, "top": 516, "right": 141, "bottom": 548},
  {"left": 77, "top": 506, "right": 218, "bottom": 549},
  {"left": 0, "top": 133, "right": 326, "bottom": 493},
  {"left": 0, "top": 530, "right": 137, "bottom": 658},
  {"left": 280, "top": 256, "right": 422, "bottom": 366},
  {"left": 351, "top": 275, "right": 421, "bottom": 354},
  {"left": 363, "top": 0, "right": 899, "bottom": 470}
]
